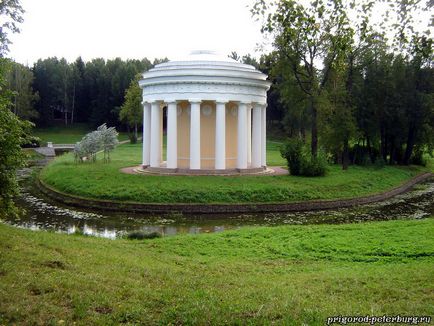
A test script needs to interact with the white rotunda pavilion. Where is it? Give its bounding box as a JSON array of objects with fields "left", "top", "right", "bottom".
[{"left": 139, "top": 50, "right": 271, "bottom": 174}]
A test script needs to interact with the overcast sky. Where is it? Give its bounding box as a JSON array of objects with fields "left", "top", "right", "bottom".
[
  {"left": 9, "top": 0, "right": 266, "bottom": 65},
  {"left": 8, "top": 0, "right": 432, "bottom": 66}
]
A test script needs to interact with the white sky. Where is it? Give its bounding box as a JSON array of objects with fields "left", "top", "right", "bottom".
[
  {"left": 9, "top": 0, "right": 265, "bottom": 65},
  {"left": 8, "top": 0, "right": 432, "bottom": 66}
]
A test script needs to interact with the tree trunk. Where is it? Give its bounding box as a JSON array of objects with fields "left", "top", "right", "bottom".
[
  {"left": 366, "top": 134, "right": 374, "bottom": 163},
  {"left": 389, "top": 139, "right": 395, "bottom": 165},
  {"left": 71, "top": 82, "right": 76, "bottom": 124},
  {"left": 342, "top": 138, "right": 349, "bottom": 170},
  {"left": 300, "top": 124, "right": 306, "bottom": 143},
  {"left": 380, "top": 124, "right": 387, "bottom": 161},
  {"left": 134, "top": 123, "right": 138, "bottom": 140},
  {"left": 310, "top": 97, "right": 318, "bottom": 157},
  {"left": 403, "top": 127, "right": 415, "bottom": 165}
]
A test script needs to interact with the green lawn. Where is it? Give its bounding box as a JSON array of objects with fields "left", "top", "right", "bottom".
[
  {"left": 32, "top": 123, "right": 131, "bottom": 145},
  {"left": 39, "top": 142, "right": 430, "bottom": 204},
  {"left": 0, "top": 218, "right": 433, "bottom": 324}
]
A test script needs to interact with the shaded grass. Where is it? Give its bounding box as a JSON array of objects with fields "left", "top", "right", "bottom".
[
  {"left": 32, "top": 123, "right": 131, "bottom": 145},
  {"left": 0, "top": 219, "right": 433, "bottom": 324},
  {"left": 39, "top": 143, "right": 430, "bottom": 204}
]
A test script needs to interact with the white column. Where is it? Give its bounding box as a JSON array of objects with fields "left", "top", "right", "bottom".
[
  {"left": 160, "top": 107, "right": 163, "bottom": 162},
  {"left": 190, "top": 100, "right": 201, "bottom": 169},
  {"left": 252, "top": 104, "right": 262, "bottom": 168},
  {"left": 247, "top": 105, "right": 252, "bottom": 167},
  {"left": 261, "top": 105, "right": 267, "bottom": 167},
  {"left": 150, "top": 101, "right": 161, "bottom": 168},
  {"left": 215, "top": 101, "right": 226, "bottom": 169},
  {"left": 167, "top": 102, "right": 178, "bottom": 169},
  {"left": 237, "top": 102, "right": 248, "bottom": 169},
  {"left": 142, "top": 102, "right": 151, "bottom": 167}
]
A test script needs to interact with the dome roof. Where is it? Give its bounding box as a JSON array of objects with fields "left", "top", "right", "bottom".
[
  {"left": 139, "top": 50, "right": 270, "bottom": 104},
  {"left": 156, "top": 50, "right": 254, "bottom": 71}
]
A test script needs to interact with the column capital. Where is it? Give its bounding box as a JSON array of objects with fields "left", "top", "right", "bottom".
[
  {"left": 215, "top": 99, "right": 229, "bottom": 105},
  {"left": 164, "top": 99, "right": 181, "bottom": 105},
  {"left": 239, "top": 101, "right": 253, "bottom": 109},
  {"left": 253, "top": 102, "right": 265, "bottom": 109},
  {"left": 148, "top": 99, "right": 163, "bottom": 104},
  {"left": 188, "top": 99, "right": 202, "bottom": 104}
]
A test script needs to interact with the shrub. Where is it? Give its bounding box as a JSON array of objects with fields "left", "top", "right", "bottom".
[
  {"left": 300, "top": 149, "right": 328, "bottom": 177},
  {"left": 280, "top": 138, "right": 303, "bottom": 175},
  {"left": 280, "top": 138, "right": 327, "bottom": 177},
  {"left": 374, "top": 157, "right": 386, "bottom": 169},
  {"left": 410, "top": 148, "right": 427, "bottom": 166},
  {"left": 73, "top": 124, "right": 118, "bottom": 163},
  {"left": 21, "top": 135, "right": 41, "bottom": 148}
]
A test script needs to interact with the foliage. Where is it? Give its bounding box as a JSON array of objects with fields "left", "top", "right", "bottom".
[
  {"left": 0, "top": 0, "right": 24, "bottom": 55},
  {"left": 6, "top": 61, "right": 39, "bottom": 120},
  {"left": 299, "top": 148, "right": 328, "bottom": 177},
  {"left": 1, "top": 218, "right": 433, "bottom": 324},
  {"left": 280, "top": 138, "right": 303, "bottom": 175},
  {"left": 73, "top": 123, "right": 118, "bottom": 163},
  {"left": 0, "top": 58, "right": 31, "bottom": 218},
  {"left": 281, "top": 138, "right": 327, "bottom": 176},
  {"left": 32, "top": 57, "right": 154, "bottom": 128},
  {"left": 119, "top": 74, "right": 142, "bottom": 144},
  {"left": 252, "top": 0, "right": 354, "bottom": 157},
  {"left": 253, "top": 0, "right": 433, "bottom": 166},
  {"left": 40, "top": 142, "right": 429, "bottom": 204}
]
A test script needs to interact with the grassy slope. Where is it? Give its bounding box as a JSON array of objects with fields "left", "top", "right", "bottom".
[
  {"left": 0, "top": 219, "right": 433, "bottom": 324},
  {"left": 32, "top": 123, "right": 130, "bottom": 145},
  {"left": 39, "top": 143, "right": 429, "bottom": 204}
]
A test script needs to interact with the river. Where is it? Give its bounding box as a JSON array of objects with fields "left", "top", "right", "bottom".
[{"left": 3, "top": 161, "right": 433, "bottom": 239}]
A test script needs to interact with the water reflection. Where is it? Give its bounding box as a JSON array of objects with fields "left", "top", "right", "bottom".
[{"left": 4, "top": 165, "right": 433, "bottom": 239}]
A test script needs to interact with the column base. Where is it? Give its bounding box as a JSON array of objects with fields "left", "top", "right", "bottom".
[{"left": 139, "top": 166, "right": 268, "bottom": 176}]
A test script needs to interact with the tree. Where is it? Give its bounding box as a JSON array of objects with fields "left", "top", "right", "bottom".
[
  {"left": 6, "top": 61, "right": 39, "bottom": 120},
  {"left": 228, "top": 51, "right": 241, "bottom": 61},
  {"left": 320, "top": 65, "right": 357, "bottom": 169},
  {"left": 0, "top": 0, "right": 24, "bottom": 55},
  {"left": 0, "top": 0, "right": 27, "bottom": 218},
  {"left": 0, "top": 59, "right": 30, "bottom": 218},
  {"left": 252, "top": 0, "right": 353, "bottom": 157},
  {"left": 119, "top": 74, "right": 142, "bottom": 143},
  {"left": 73, "top": 123, "right": 118, "bottom": 163}
]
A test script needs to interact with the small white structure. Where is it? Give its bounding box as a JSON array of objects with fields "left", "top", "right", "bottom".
[{"left": 139, "top": 50, "right": 270, "bottom": 174}]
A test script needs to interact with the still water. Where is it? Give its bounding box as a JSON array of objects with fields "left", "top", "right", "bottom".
[{"left": 4, "top": 162, "right": 434, "bottom": 239}]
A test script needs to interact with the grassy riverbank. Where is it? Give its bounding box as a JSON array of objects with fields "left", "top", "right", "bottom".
[
  {"left": 0, "top": 218, "right": 433, "bottom": 324},
  {"left": 39, "top": 142, "right": 430, "bottom": 204}
]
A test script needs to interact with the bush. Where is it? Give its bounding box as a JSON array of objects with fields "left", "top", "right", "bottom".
[
  {"left": 280, "top": 138, "right": 303, "bottom": 175},
  {"left": 374, "top": 157, "right": 386, "bottom": 169},
  {"left": 21, "top": 135, "right": 41, "bottom": 148},
  {"left": 410, "top": 148, "right": 427, "bottom": 166},
  {"left": 300, "top": 150, "right": 328, "bottom": 177},
  {"left": 280, "top": 138, "right": 327, "bottom": 177}
]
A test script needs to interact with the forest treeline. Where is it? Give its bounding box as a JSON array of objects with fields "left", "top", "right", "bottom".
[
  {"left": 7, "top": 57, "right": 167, "bottom": 128},
  {"left": 7, "top": 44, "right": 433, "bottom": 167}
]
